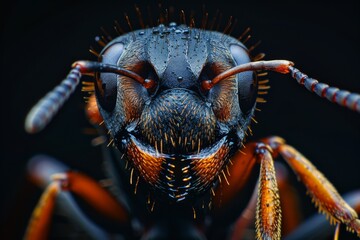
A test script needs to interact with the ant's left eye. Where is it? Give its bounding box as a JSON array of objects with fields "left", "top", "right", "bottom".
[
  {"left": 230, "top": 44, "right": 258, "bottom": 114},
  {"left": 96, "top": 43, "right": 124, "bottom": 112}
]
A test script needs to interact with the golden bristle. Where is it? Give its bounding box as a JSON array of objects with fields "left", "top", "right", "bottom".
[
  {"left": 91, "top": 136, "right": 106, "bottom": 146},
  {"left": 190, "top": 17, "right": 196, "bottom": 28},
  {"left": 247, "top": 126, "right": 253, "bottom": 136},
  {"left": 253, "top": 53, "right": 266, "bottom": 61},
  {"left": 134, "top": 5, "right": 145, "bottom": 29},
  {"left": 201, "top": 10, "right": 208, "bottom": 29},
  {"left": 222, "top": 16, "right": 233, "bottom": 34},
  {"left": 258, "top": 78, "right": 269, "bottom": 84},
  {"left": 218, "top": 173, "right": 222, "bottom": 184},
  {"left": 100, "top": 27, "right": 113, "bottom": 41},
  {"left": 124, "top": 13, "right": 134, "bottom": 31},
  {"left": 164, "top": 8, "right": 169, "bottom": 25},
  {"left": 125, "top": 159, "right": 129, "bottom": 170},
  {"left": 251, "top": 117, "right": 258, "bottom": 124},
  {"left": 106, "top": 138, "right": 114, "bottom": 147},
  {"left": 130, "top": 168, "right": 134, "bottom": 185},
  {"left": 239, "top": 149, "right": 246, "bottom": 155},
  {"left": 248, "top": 40, "right": 261, "bottom": 53},
  {"left": 81, "top": 86, "right": 95, "bottom": 92},
  {"left": 225, "top": 165, "right": 230, "bottom": 176},
  {"left": 95, "top": 36, "right": 106, "bottom": 47},
  {"left": 150, "top": 201, "right": 155, "bottom": 212},
  {"left": 242, "top": 34, "right": 251, "bottom": 44},
  {"left": 211, "top": 187, "right": 216, "bottom": 196},
  {"left": 258, "top": 85, "right": 271, "bottom": 90},
  {"left": 258, "top": 73, "right": 269, "bottom": 78},
  {"left": 208, "top": 200, "right": 212, "bottom": 210},
  {"left": 89, "top": 47, "right": 100, "bottom": 57},
  {"left": 222, "top": 170, "right": 230, "bottom": 185},
  {"left": 256, "top": 97, "right": 267, "bottom": 103},
  {"left": 238, "top": 27, "right": 250, "bottom": 41},
  {"left": 180, "top": 10, "right": 186, "bottom": 24},
  {"left": 114, "top": 20, "right": 125, "bottom": 35},
  {"left": 82, "top": 81, "right": 94, "bottom": 85},
  {"left": 192, "top": 207, "right": 197, "bottom": 219},
  {"left": 228, "top": 18, "right": 238, "bottom": 36},
  {"left": 134, "top": 176, "right": 140, "bottom": 194}
]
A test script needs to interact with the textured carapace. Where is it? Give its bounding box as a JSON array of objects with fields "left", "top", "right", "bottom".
[{"left": 95, "top": 23, "right": 258, "bottom": 202}]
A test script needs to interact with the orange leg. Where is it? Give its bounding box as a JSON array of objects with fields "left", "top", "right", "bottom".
[
  {"left": 274, "top": 162, "right": 302, "bottom": 236},
  {"left": 230, "top": 181, "right": 258, "bottom": 240},
  {"left": 254, "top": 143, "right": 282, "bottom": 240},
  {"left": 229, "top": 162, "right": 303, "bottom": 240},
  {"left": 224, "top": 136, "right": 358, "bottom": 239},
  {"left": 52, "top": 171, "right": 129, "bottom": 224},
  {"left": 216, "top": 141, "right": 302, "bottom": 239},
  {"left": 213, "top": 142, "right": 258, "bottom": 208},
  {"left": 264, "top": 136, "right": 360, "bottom": 237},
  {"left": 230, "top": 162, "right": 302, "bottom": 240},
  {"left": 285, "top": 190, "right": 360, "bottom": 240},
  {"left": 24, "top": 182, "right": 60, "bottom": 240},
  {"left": 24, "top": 155, "right": 130, "bottom": 240},
  {"left": 218, "top": 142, "right": 283, "bottom": 239}
]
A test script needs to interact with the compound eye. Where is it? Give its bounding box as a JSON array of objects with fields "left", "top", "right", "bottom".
[
  {"left": 95, "top": 43, "right": 124, "bottom": 112},
  {"left": 230, "top": 44, "right": 258, "bottom": 114}
]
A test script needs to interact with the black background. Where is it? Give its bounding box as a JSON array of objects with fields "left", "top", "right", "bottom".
[{"left": 1, "top": 0, "right": 359, "bottom": 239}]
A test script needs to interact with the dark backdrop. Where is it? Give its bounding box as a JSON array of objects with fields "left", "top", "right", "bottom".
[{"left": 1, "top": 0, "right": 359, "bottom": 239}]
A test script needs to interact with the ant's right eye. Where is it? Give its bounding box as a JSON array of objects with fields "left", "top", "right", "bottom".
[{"left": 230, "top": 44, "right": 258, "bottom": 114}]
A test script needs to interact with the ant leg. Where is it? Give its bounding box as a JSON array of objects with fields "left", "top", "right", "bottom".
[
  {"left": 24, "top": 180, "right": 60, "bottom": 240},
  {"left": 213, "top": 142, "right": 258, "bottom": 208},
  {"left": 253, "top": 143, "right": 282, "bottom": 240},
  {"left": 284, "top": 190, "right": 360, "bottom": 240},
  {"left": 24, "top": 155, "right": 130, "bottom": 240},
  {"left": 274, "top": 162, "right": 303, "bottom": 236},
  {"left": 229, "top": 181, "right": 258, "bottom": 240},
  {"left": 214, "top": 142, "right": 302, "bottom": 239},
  {"left": 263, "top": 136, "right": 360, "bottom": 237},
  {"left": 228, "top": 162, "right": 303, "bottom": 240},
  {"left": 217, "top": 142, "right": 283, "bottom": 239}
]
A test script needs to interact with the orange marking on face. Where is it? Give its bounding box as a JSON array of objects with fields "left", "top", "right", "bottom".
[
  {"left": 127, "top": 140, "right": 164, "bottom": 185},
  {"left": 192, "top": 145, "right": 230, "bottom": 187},
  {"left": 121, "top": 77, "right": 145, "bottom": 122},
  {"left": 208, "top": 56, "right": 237, "bottom": 122},
  {"left": 85, "top": 94, "right": 103, "bottom": 125}
]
